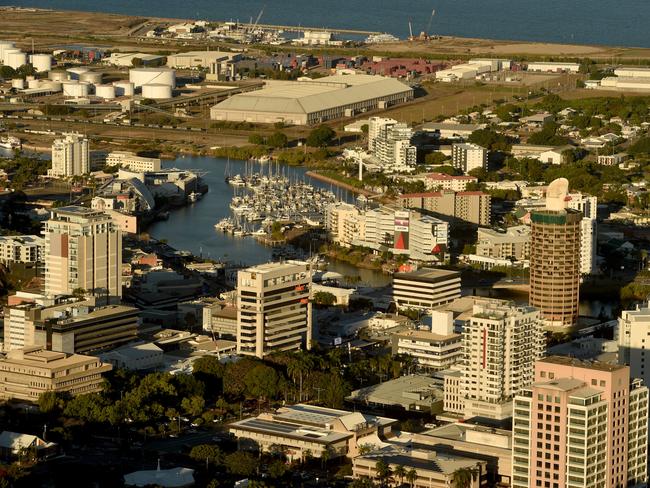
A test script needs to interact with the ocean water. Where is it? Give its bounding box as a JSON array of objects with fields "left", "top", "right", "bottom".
[{"left": 7, "top": 0, "right": 650, "bottom": 48}]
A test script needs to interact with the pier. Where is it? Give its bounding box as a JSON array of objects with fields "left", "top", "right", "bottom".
[{"left": 306, "top": 171, "right": 377, "bottom": 197}]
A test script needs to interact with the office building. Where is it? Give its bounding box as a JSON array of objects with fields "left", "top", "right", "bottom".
[
  {"left": 353, "top": 445, "right": 486, "bottom": 488},
  {"left": 618, "top": 301, "right": 650, "bottom": 386},
  {"left": 461, "top": 299, "right": 545, "bottom": 421},
  {"left": 476, "top": 226, "right": 530, "bottom": 261},
  {"left": 202, "top": 301, "right": 237, "bottom": 339},
  {"left": 392, "top": 268, "right": 461, "bottom": 311},
  {"left": 44, "top": 206, "right": 122, "bottom": 299},
  {"left": 0, "top": 235, "right": 44, "bottom": 266},
  {"left": 210, "top": 74, "right": 413, "bottom": 125},
  {"left": 399, "top": 190, "right": 491, "bottom": 226},
  {"left": 48, "top": 133, "right": 89, "bottom": 177},
  {"left": 230, "top": 404, "right": 396, "bottom": 461},
  {"left": 391, "top": 311, "right": 462, "bottom": 371},
  {"left": 452, "top": 143, "right": 487, "bottom": 174},
  {"left": 529, "top": 179, "right": 582, "bottom": 327},
  {"left": 0, "top": 346, "right": 111, "bottom": 402},
  {"left": 105, "top": 151, "right": 162, "bottom": 173},
  {"left": 512, "top": 356, "right": 648, "bottom": 488},
  {"left": 236, "top": 261, "right": 312, "bottom": 358}
]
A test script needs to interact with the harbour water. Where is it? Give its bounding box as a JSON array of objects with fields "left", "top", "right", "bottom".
[{"left": 10, "top": 0, "right": 650, "bottom": 48}]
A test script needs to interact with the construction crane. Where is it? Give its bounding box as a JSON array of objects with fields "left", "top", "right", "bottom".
[
  {"left": 408, "top": 20, "right": 414, "bottom": 41},
  {"left": 426, "top": 9, "right": 436, "bottom": 36},
  {"left": 251, "top": 6, "right": 265, "bottom": 32}
]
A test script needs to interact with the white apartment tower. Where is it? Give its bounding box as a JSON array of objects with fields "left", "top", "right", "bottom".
[
  {"left": 567, "top": 193, "right": 598, "bottom": 275},
  {"left": 461, "top": 298, "right": 545, "bottom": 420},
  {"left": 452, "top": 143, "right": 487, "bottom": 174},
  {"left": 44, "top": 206, "right": 122, "bottom": 299},
  {"left": 49, "top": 133, "right": 90, "bottom": 177},
  {"left": 369, "top": 117, "right": 417, "bottom": 172},
  {"left": 236, "top": 261, "right": 312, "bottom": 358},
  {"left": 619, "top": 301, "right": 650, "bottom": 386}
]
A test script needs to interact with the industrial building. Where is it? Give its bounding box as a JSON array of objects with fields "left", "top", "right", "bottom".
[
  {"left": 166, "top": 50, "right": 242, "bottom": 69},
  {"left": 210, "top": 74, "right": 413, "bottom": 125},
  {"left": 526, "top": 61, "right": 580, "bottom": 73}
]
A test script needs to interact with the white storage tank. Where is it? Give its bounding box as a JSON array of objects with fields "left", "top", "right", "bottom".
[
  {"left": 80, "top": 71, "right": 103, "bottom": 84},
  {"left": 49, "top": 70, "right": 69, "bottom": 82},
  {"left": 11, "top": 78, "right": 25, "bottom": 89},
  {"left": 27, "top": 78, "right": 41, "bottom": 89},
  {"left": 62, "top": 81, "right": 90, "bottom": 97},
  {"left": 142, "top": 83, "right": 172, "bottom": 99},
  {"left": 41, "top": 81, "right": 62, "bottom": 92},
  {"left": 130, "top": 67, "right": 175, "bottom": 89},
  {"left": 29, "top": 53, "right": 53, "bottom": 73},
  {"left": 0, "top": 41, "right": 15, "bottom": 60},
  {"left": 95, "top": 84, "right": 116, "bottom": 99},
  {"left": 67, "top": 66, "right": 90, "bottom": 80},
  {"left": 5, "top": 51, "right": 27, "bottom": 69},
  {"left": 113, "top": 81, "right": 134, "bottom": 97}
]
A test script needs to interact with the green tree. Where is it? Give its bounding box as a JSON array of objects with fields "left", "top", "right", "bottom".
[
  {"left": 267, "top": 459, "right": 287, "bottom": 479},
  {"left": 393, "top": 465, "right": 406, "bottom": 486},
  {"left": 244, "top": 364, "right": 280, "bottom": 400},
  {"left": 286, "top": 352, "right": 313, "bottom": 402},
  {"left": 248, "top": 134, "right": 265, "bottom": 145},
  {"left": 267, "top": 131, "right": 288, "bottom": 148},
  {"left": 424, "top": 152, "right": 448, "bottom": 165},
  {"left": 406, "top": 468, "right": 417, "bottom": 487},
  {"left": 306, "top": 125, "right": 336, "bottom": 147},
  {"left": 225, "top": 451, "right": 257, "bottom": 476},
  {"left": 190, "top": 444, "right": 223, "bottom": 465},
  {"left": 38, "top": 391, "right": 63, "bottom": 414},
  {"left": 181, "top": 395, "right": 205, "bottom": 417},
  {"left": 375, "top": 459, "right": 393, "bottom": 487},
  {"left": 452, "top": 467, "right": 480, "bottom": 488},
  {"left": 313, "top": 291, "right": 337, "bottom": 306}
]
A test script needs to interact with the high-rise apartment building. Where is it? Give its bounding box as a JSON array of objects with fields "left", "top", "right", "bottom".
[
  {"left": 236, "top": 261, "right": 312, "bottom": 358},
  {"left": 48, "top": 133, "right": 90, "bottom": 177},
  {"left": 0, "top": 235, "right": 44, "bottom": 266},
  {"left": 399, "top": 190, "right": 491, "bottom": 226},
  {"left": 476, "top": 225, "right": 531, "bottom": 261},
  {"left": 451, "top": 143, "right": 487, "bottom": 174},
  {"left": 529, "top": 179, "right": 582, "bottom": 327},
  {"left": 44, "top": 206, "right": 122, "bottom": 299},
  {"left": 460, "top": 298, "right": 545, "bottom": 420},
  {"left": 512, "top": 356, "right": 648, "bottom": 488},
  {"left": 619, "top": 301, "right": 650, "bottom": 387},
  {"left": 566, "top": 193, "right": 597, "bottom": 275},
  {"left": 368, "top": 117, "right": 417, "bottom": 172}
]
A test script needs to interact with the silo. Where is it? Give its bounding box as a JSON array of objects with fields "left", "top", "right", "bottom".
[
  {"left": 62, "top": 81, "right": 90, "bottom": 97},
  {"left": 67, "top": 66, "right": 90, "bottom": 80},
  {"left": 49, "top": 70, "right": 69, "bottom": 82},
  {"left": 11, "top": 78, "right": 25, "bottom": 89},
  {"left": 129, "top": 67, "right": 176, "bottom": 88},
  {"left": 0, "top": 41, "right": 15, "bottom": 60},
  {"left": 29, "top": 54, "right": 53, "bottom": 73},
  {"left": 142, "top": 83, "right": 172, "bottom": 99},
  {"left": 95, "top": 84, "right": 116, "bottom": 99},
  {"left": 113, "top": 81, "right": 134, "bottom": 97},
  {"left": 5, "top": 51, "right": 27, "bottom": 69},
  {"left": 80, "top": 71, "right": 103, "bottom": 84}
]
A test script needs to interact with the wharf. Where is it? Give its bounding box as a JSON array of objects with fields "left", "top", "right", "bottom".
[{"left": 306, "top": 171, "right": 376, "bottom": 197}]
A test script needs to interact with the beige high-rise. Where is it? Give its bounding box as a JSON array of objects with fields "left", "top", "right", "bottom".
[
  {"left": 529, "top": 178, "right": 581, "bottom": 327},
  {"left": 44, "top": 206, "right": 122, "bottom": 299},
  {"left": 236, "top": 261, "right": 312, "bottom": 358}
]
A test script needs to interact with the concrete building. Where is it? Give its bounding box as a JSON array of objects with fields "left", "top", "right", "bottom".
[
  {"left": 512, "top": 357, "right": 648, "bottom": 488},
  {"left": 526, "top": 62, "right": 580, "bottom": 73},
  {"left": 230, "top": 404, "right": 396, "bottom": 461},
  {"left": 236, "top": 261, "right": 312, "bottom": 358},
  {"left": 619, "top": 301, "right": 650, "bottom": 387},
  {"left": 422, "top": 122, "right": 486, "bottom": 139},
  {"left": 476, "top": 225, "right": 531, "bottom": 261},
  {"left": 529, "top": 179, "right": 582, "bottom": 327},
  {"left": 597, "top": 153, "right": 628, "bottom": 166},
  {"left": 392, "top": 268, "right": 461, "bottom": 311},
  {"left": 461, "top": 299, "right": 545, "bottom": 421},
  {"left": 0, "top": 235, "right": 44, "bottom": 266},
  {"left": 105, "top": 151, "right": 162, "bottom": 172},
  {"left": 421, "top": 172, "right": 478, "bottom": 192},
  {"left": 399, "top": 190, "right": 491, "bottom": 226},
  {"left": 347, "top": 375, "right": 444, "bottom": 413},
  {"left": 452, "top": 143, "right": 487, "bottom": 174},
  {"left": 0, "top": 346, "right": 111, "bottom": 402},
  {"left": 202, "top": 301, "right": 237, "bottom": 339},
  {"left": 165, "top": 50, "right": 242, "bottom": 69},
  {"left": 99, "top": 342, "right": 164, "bottom": 371},
  {"left": 44, "top": 206, "right": 122, "bottom": 299},
  {"left": 353, "top": 445, "right": 486, "bottom": 488},
  {"left": 368, "top": 117, "right": 417, "bottom": 172},
  {"left": 49, "top": 133, "right": 89, "bottom": 177},
  {"left": 418, "top": 423, "right": 513, "bottom": 486},
  {"left": 391, "top": 311, "right": 462, "bottom": 371},
  {"left": 566, "top": 193, "right": 597, "bottom": 275},
  {"left": 210, "top": 74, "right": 414, "bottom": 125}
]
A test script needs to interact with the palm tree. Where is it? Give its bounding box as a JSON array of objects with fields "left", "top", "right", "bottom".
[
  {"left": 452, "top": 467, "right": 480, "bottom": 488},
  {"left": 406, "top": 468, "right": 417, "bottom": 488},
  {"left": 287, "top": 351, "right": 313, "bottom": 402},
  {"left": 375, "top": 459, "right": 393, "bottom": 487},
  {"left": 393, "top": 465, "right": 406, "bottom": 486}
]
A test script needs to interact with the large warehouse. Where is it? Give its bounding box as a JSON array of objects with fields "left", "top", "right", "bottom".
[{"left": 209, "top": 74, "right": 414, "bottom": 125}]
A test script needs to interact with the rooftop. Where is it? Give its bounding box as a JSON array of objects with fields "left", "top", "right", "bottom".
[
  {"left": 394, "top": 329, "right": 460, "bottom": 342},
  {"left": 347, "top": 375, "right": 443, "bottom": 409},
  {"left": 394, "top": 267, "right": 460, "bottom": 283},
  {"left": 539, "top": 355, "right": 627, "bottom": 372},
  {"left": 356, "top": 445, "right": 482, "bottom": 474}
]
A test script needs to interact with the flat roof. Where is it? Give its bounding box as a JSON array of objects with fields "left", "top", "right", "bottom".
[
  {"left": 394, "top": 268, "right": 460, "bottom": 283},
  {"left": 347, "top": 375, "right": 443, "bottom": 408},
  {"left": 539, "top": 355, "right": 626, "bottom": 372},
  {"left": 394, "top": 329, "right": 460, "bottom": 342},
  {"left": 356, "top": 446, "right": 481, "bottom": 474},
  {"left": 230, "top": 417, "right": 352, "bottom": 445},
  {"left": 243, "top": 260, "right": 308, "bottom": 274}
]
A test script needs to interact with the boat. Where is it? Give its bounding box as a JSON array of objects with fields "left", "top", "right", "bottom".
[
  {"left": 188, "top": 192, "right": 202, "bottom": 203},
  {"left": 0, "top": 136, "right": 21, "bottom": 150},
  {"left": 228, "top": 174, "right": 246, "bottom": 187},
  {"left": 257, "top": 155, "right": 271, "bottom": 164},
  {"left": 252, "top": 228, "right": 267, "bottom": 236}
]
